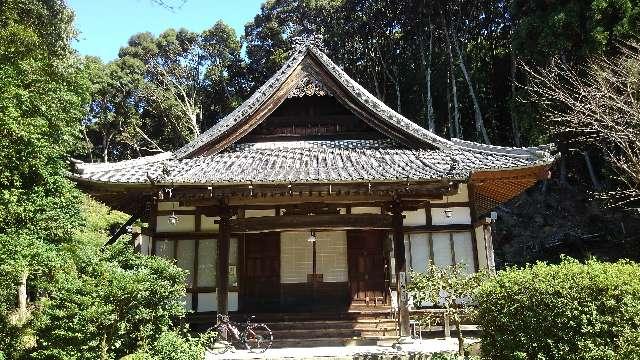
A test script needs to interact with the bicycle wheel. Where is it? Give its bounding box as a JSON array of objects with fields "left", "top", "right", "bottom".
[
  {"left": 244, "top": 323, "right": 273, "bottom": 353},
  {"left": 204, "top": 326, "right": 232, "bottom": 355}
]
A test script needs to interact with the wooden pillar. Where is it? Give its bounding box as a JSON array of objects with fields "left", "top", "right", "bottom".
[
  {"left": 483, "top": 221, "right": 496, "bottom": 273},
  {"left": 391, "top": 201, "right": 411, "bottom": 338},
  {"left": 217, "top": 209, "right": 232, "bottom": 314}
]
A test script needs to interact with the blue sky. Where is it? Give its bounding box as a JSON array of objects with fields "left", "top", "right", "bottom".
[{"left": 68, "top": 0, "right": 265, "bottom": 61}]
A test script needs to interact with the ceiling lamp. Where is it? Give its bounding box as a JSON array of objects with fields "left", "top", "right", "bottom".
[
  {"left": 307, "top": 230, "right": 317, "bottom": 242},
  {"left": 443, "top": 195, "right": 453, "bottom": 218},
  {"left": 168, "top": 200, "right": 179, "bottom": 225},
  {"left": 168, "top": 211, "right": 179, "bottom": 225}
]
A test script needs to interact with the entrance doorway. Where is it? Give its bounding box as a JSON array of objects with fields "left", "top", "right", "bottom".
[
  {"left": 347, "top": 230, "right": 387, "bottom": 305},
  {"left": 240, "top": 232, "right": 280, "bottom": 312}
]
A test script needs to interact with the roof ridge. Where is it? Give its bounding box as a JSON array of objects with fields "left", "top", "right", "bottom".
[
  {"left": 73, "top": 152, "right": 173, "bottom": 174},
  {"left": 450, "top": 138, "right": 554, "bottom": 159},
  {"left": 173, "top": 46, "right": 309, "bottom": 159},
  {"left": 307, "top": 46, "right": 455, "bottom": 151}
]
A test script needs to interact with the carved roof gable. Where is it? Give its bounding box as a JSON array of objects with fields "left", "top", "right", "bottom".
[
  {"left": 173, "top": 43, "right": 455, "bottom": 159},
  {"left": 287, "top": 69, "right": 333, "bottom": 98}
]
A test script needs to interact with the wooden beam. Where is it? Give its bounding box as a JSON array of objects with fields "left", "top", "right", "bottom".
[
  {"left": 467, "top": 184, "right": 480, "bottom": 272},
  {"left": 103, "top": 213, "right": 140, "bottom": 247},
  {"left": 228, "top": 213, "right": 393, "bottom": 233},
  {"left": 154, "top": 233, "right": 220, "bottom": 240},
  {"left": 391, "top": 200, "right": 410, "bottom": 338},
  {"left": 403, "top": 224, "right": 473, "bottom": 232},
  {"left": 216, "top": 209, "right": 232, "bottom": 314},
  {"left": 429, "top": 201, "right": 470, "bottom": 208},
  {"left": 173, "top": 181, "right": 454, "bottom": 205}
]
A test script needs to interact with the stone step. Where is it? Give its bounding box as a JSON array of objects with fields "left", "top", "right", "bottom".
[
  {"left": 230, "top": 311, "right": 392, "bottom": 323},
  {"left": 270, "top": 328, "right": 362, "bottom": 339},
  {"left": 270, "top": 336, "right": 398, "bottom": 348},
  {"left": 265, "top": 319, "right": 397, "bottom": 331}
]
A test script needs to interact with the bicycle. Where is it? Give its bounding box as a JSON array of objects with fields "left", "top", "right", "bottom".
[{"left": 205, "top": 314, "right": 273, "bottom": 354}]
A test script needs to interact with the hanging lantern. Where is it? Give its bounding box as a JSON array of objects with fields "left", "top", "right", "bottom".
[
  {"left": 168, "top": 199, "right": 179, "bottom": 226},
  {"left": 443, "top": 195, "right": 452, "bottom": 218},
  {"left": 307, "top": 230, "right": 317, "bottom": 242},
  {"left": 168, "top": 211, "right": 179, "bottom": 225}
]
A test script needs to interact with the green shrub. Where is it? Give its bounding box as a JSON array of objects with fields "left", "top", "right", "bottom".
[
  {"left": 149, "top": 330, "right": 204, "bottom": 360},
  {"left": 474, "top": 258, "right": 640, "bottom": 360}
]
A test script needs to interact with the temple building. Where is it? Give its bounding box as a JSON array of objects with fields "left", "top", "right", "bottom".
[{"left": 72, "top": 38, "right": 554, "bottom": 341}]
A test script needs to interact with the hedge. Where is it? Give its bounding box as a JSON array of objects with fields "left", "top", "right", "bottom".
[{"left": 474, "top": 258, "right": 640, "bottom": 360}]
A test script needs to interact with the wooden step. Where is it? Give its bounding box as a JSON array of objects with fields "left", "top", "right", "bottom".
[
  {"left": 270, "top": 328, "right": 362, "bottom": 339},
  {"left": 269, "top": 327, "right": 398, "bottom": 339},
  {"left": 265, "top": 319, "right": 397, "bottom": 331},
  {"left": 229, "top": 311, "right": 392, "bottom": 323},
  {"left": 270, "top": 336, "right": 398, "bottom": 348}
]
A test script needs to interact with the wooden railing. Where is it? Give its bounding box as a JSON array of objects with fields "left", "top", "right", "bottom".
[{"left": 408, "top": 308, "right": 481, "bottom": 339}]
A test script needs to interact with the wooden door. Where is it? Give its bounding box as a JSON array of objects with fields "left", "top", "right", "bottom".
[
  {"left": 241, "top": 232, "right": 280, "bottom": 312},
  {"left": 347, "top": 230, "right": 386, "bottom": 303}
]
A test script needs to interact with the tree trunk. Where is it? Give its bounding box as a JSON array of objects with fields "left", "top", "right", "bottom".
[
  {"left": 188, "top": 112, "right": 199, "bottom": 141},
  {"left": 511, "top": 52, "right": 522, "bottom": 147},
  {"left": 421, "top": 18, "right": 435, "bottom": 132},
  {"left": 392, "top": 66, "right": 401, "bottom": 113},
  {"left": 451, "top": 27, "right": 490, "bottom": 144},
  {"left": 17, "top": 271, "right": 28, "bottom": 321},
  {"left": 102, "top": 132, "right": 113, "bottom": 163},
  {"left": 443, "top": 17, "right": 461, "bottom": 139},
  {"left": 101, "top": 333, "right": 108, "bottom": 360},
  {"left": 450, "top": 308, "right": 465, "bottom": 356},
  {"left": 583, "top": 150, "right": 602, "bottom": 190},
  {"left": 446, "top": 68, "right": 454, "bottom": 138},
  {"left": 457, "top": 321, "right": 465, "bottom": 356},
  {"left": 560, "top": 152, "right": 568, "bottom": 185},
  {"left": 82, "top": 127, "right": 94, "bottom": 163}
]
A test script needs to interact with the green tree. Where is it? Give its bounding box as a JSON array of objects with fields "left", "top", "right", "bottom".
[
  {"left": 0, "top": 0, "right": 89, "bottom": 353},
  {"left": 0, "top": 1, "right": 191, "bottom": 359},
  {"left": 80, "top": 21, "right": 246, "bottom": 162},
  {"left": 408, "top": 264, "right": 487, "bottom": 357}
]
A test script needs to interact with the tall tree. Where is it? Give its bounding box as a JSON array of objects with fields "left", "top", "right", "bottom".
[
  {"left": 81, "top": 21, "right": 245, "bottom": 162},
  {"left": 526, "top": 43, "right": 640, "bottom": 212},
  {"left": 0, "top": 0, "right": 87, "bottom": 355}
]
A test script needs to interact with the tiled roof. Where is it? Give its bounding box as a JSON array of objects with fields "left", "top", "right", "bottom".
[
  {"left": 72, "top": 140, "right": 554, "bottom": 186},
  {"left": 71, "top": 40, "right": 555, "bottom": 188},
  {"left": 172, "top": 43, "right": 454, "bottom": 159}
]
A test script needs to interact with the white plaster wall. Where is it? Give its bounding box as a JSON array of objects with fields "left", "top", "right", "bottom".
[
  {"left": 196, "top": 291, "right": 239, "bottom": 312},
  {"left": 315, "top": 231, "right": 348, "bottom": 282},
  {"left": 155, "top": 239, "right": 174, "bottom": 260},
  {"left": 229, "top": 237, "right": 239, "bottom": 287},
  {"left": 200, "top": 215, "right": 238, "bottom": 232},
  {"left": 156, "top": 215, "right": 196, "bottom": 232},
  {"left": 409, "top": 233, "right": 430, "bottom": 272},
  {"left": 183, "top": 293, "right": 192, "bottom": 311},
  {"left": 176, "top": 240, "right": 195, "bottom": 287},
  {"left": 197, "top": 239, "right": 216, "bottom": 287},
  {"left": 432, "top": 233, "right": 452, "bottom": 267},
  {"left": 280, "top": 232, "right": 313, "bottom": 283},
  {"left": 430, "top": 207, "right": 471, "bottom": 225},
  {"left": 430, "top": 184, "right": 470, "bottom": 203},
  {"left": 453, "top": 232, "right": 475, "bottom": 274},
  {"left": 201, "top": 216, "right": 219, "bottom": 232},
  {"left": 350, "top": 207, "right": 381, "bottom": 214},
  {"left": 475, "top": 225, "right": 488, "bottom": 270},
  {"left": 139, "top": 235, "right": 152, "bottom": 256},
  {"left": 404, "top": 235, "right": 411, "bottom": 271},
  {"left": 244, "top": 209, "right": 276, "bottom": 218},
  {"left": 404, "top": 209, "right": 428, "bottom": 226},
  {"left": 157, "top": 202, "right": 196, "bottom": 211}
]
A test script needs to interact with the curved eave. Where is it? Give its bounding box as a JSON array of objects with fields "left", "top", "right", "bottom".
[{"left": 469, "top": 162, "right": 554, "bottom": 216}]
